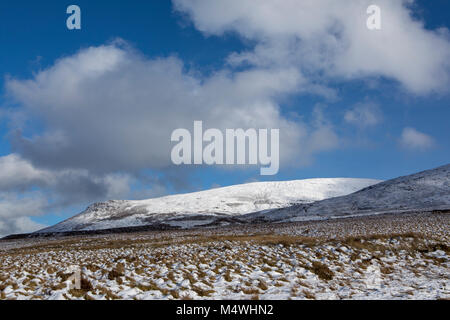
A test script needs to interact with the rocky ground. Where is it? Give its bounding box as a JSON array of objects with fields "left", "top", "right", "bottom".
[{"left": 0, "top": 212, "right": 448, "bottom": 300}]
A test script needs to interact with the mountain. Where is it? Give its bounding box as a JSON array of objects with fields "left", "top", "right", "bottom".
[
  {"left": 37, "top": 178, "right": 380, "bottom": 233},
  {"left": 247, "top": 164, "right": 450, "bottom": 223}
]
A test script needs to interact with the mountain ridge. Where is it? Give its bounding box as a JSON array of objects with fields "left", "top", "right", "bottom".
[
  {"left": 37, "top": 178, "right": 380, "bottom": 233},
  {"left": 246, "top": 164, "right": 450, "bottom": 223},
  {"left": 34, "top": 164, "right": 450, "bottom": 234}
]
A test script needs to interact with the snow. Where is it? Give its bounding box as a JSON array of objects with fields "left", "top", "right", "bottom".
[
  {"left": 249, "top": 164, "right": 450, "bottom": 223},
  {"left": 1, "top": 214, "right": 448, "bottom": 300},
  {"left": 38, "top": 178, "right": 380, "bottom": 233},
  {"left": 34, "top": 163, "right": 450, "bottom": 234}
]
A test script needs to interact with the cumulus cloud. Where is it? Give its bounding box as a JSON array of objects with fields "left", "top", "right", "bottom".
[
  {"left": 0, "top": 154, "right": 136, "bottom": 202},
  {"left": 0, "top": 191, "right": 48, "bottom": 237},
  {"left": 0, "top": 154, "right": 166, "bottom": 236},
  {"left": 0, "top": 215, "right": 46, "bottom": 238},
  {"left": 174, "top": 0, "right": 450, "bottom": 94},
  {"left": 400, "top": 127, "right": 435, "bottom": 150},
  {"left": 6, "top": 43, "right": 336, "bottom": 173},
  {"left": 344, "top": 102, "right": 382, "bottom": 128}
]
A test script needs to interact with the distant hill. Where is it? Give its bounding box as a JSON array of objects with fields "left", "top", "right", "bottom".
[
  {"left": 37, "top": 178, "right": 379, "bottom": 233},
  {"left": 246, "top": 164, "right": 450, "bottom": 223}
]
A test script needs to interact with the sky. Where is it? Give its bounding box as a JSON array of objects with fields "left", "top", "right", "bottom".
[{"left": 0, "top": 0, "right": 449, "bottom": 236}]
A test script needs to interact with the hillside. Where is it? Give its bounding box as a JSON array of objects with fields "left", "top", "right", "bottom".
[
  {"left": 247, "top": 164, "right": 450, "bottom": 222},
  {"left": 37, "top": 178, "right": 379, "bottom": 233}
]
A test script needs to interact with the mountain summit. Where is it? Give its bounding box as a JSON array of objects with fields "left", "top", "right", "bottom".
[
  {"left": 248, "top": 164, "right": 450, "bottom": 223},
  {"left": 36, "top": 164, "right": 450, "bottom": 234},
  {"left": 38, "top": 178, "right": 379, "bottom": 233}
]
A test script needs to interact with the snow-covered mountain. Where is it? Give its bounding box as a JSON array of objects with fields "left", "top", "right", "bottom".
[
  {"left": 38, "top": 178, "right": 380, "bottom": 233},
  {"left": 248, "top": 164, "right": 450, "bottom": 223}
]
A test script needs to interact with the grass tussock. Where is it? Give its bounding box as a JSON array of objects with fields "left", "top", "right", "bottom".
[
  {"left": 108, "top": 263, "right": 125, "bottom": 280},
  {"left": 68, "top": 278, "right": 93, "bottom": 298},
  {"left": 310, "top": 261, "right": 334, "bottom": 281}
]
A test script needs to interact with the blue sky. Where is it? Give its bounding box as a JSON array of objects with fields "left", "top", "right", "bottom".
[{"left": 0, "top": 0, "right": 449, "bottom": 235}]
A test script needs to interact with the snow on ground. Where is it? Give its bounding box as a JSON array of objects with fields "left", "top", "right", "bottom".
[
  {"left": 1, "top": 212, "right": 448, "bottom": 300},
  {"left": 252, "top": 164, "right": 450, "bottom": 222},
  {"left": 39, "top": 178, "right": 380, "bottom": 233}
]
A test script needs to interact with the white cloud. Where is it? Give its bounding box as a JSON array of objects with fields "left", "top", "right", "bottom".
[
  {"left": 0, "top": 192, "right": 48, "bottom": 237},
  {"left": 0, "top": 154, "right": 168, "bottom": 236},
  {"left": 0, "top": 154, "right": 135, "bottom": 201},
  {"left": 174, "top": 0, "right": 450, "bottom": 94},
  {"left": 6, "top": 43, "right": 337, "bottom": 174},
  {"left": 344, "top": 102, "right": 382, "bottom": 127},
  {"left": 0, "top": 154, "right": 50, "bottom": 191},
  {"left": 400, "top": 127, "right": 435, "bottom": 150},
  {"left": 0, "top": 216, "right": 47, "bottom": 238}
]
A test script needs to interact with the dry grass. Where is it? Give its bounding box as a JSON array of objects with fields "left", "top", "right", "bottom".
[
  {"left": 302, "top": 289, "right": 316, "bottom": 300},
  {"left": 309, "top": 261, "right": 334, "bottom": 281},
  {"left": 108, "top": 263, "right": 125, "bottom": 280},
  {"left": 0, "top": 212, "right": 448, "bottom": 300},
  {"left": 68, "top": 278, "right": 93, "bottom": 298}
]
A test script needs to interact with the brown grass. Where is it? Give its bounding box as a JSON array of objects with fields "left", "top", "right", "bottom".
[
  {"left": 192, "top": 286, "right": 215, "bottom": 297},
  {"left": 68, "top": 278, "right": 93, "bottom": 298},
  {"left": 108, "top": 263, "right": 125, "bottom": 280},
  {"left": 302, "top": 289, "right": 316, "bottom": 300},
  {"left": 310, "top": 261, "right": 334, "bottom": 281}
]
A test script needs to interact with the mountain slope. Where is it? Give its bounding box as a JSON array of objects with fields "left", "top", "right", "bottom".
[
  {"left": 247, "top": 164, "right": 450, "bottom": 223},
  {"left": 38, "top": 178, "right": 380, "bottom": 233}
]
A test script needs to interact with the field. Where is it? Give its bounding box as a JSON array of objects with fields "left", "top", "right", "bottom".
[{"left": 0, "top": 212, "right": 449, "bottom": 300}]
